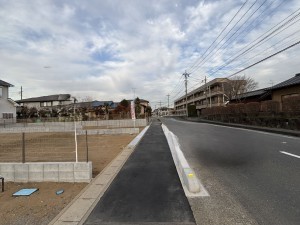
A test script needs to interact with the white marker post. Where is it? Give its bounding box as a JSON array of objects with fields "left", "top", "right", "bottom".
[
  {"left": 131, "top": 100, "right": 136, "bottom": 128},
  {"left": 72, "top": 97, "right": 78, "bottom": 163}
]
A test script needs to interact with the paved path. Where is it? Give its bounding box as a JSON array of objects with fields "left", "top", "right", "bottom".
[{"left": 84, "top": 119, "right": 196, "bottom": 225}]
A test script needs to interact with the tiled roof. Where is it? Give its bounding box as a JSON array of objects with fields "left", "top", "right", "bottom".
[
  {"left": 268, "top": 73, "right": 300, "bottom": 90},
  {"left": 92, "top": 101, "right": 114, "bottom": 107},
  {"left": 16, "top": 94, "right": 71, "bottom": 103},
  {"left": 234, "top": 89, "right": 267, "bottom": 99},
  {"left": 0, "top": 80, "right": 14, "bottom": 87}
]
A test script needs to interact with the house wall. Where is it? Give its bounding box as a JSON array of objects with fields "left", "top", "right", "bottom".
[
  {"left": 23, "top": 102, "right": 41, "bottom": 109},
  {"left": 0, "top": 86, "right": 8, "bottom": 99},
  {"left": 272, "top": 85, "right": 300, "bottom": 110},
  {"left": 0, "top": 86, "right": 16, "bottom": 122},
  {"left": 21, "top": 100, "right": 71, "bottom": 109}
]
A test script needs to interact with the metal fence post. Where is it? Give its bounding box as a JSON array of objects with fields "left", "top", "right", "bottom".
[
  {"left": 22, "top": 132, "right": 25, "bottom": 163},
  {"left": 85, "top": 130, "right": 89, "bottom": 162}
]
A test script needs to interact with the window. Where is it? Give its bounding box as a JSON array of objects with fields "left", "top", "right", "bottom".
[
  {"left": 40, "top": 102, "right": 52, "bottom": 107},
  {"left": 282, "top": 93, "right": 299, "bottom": 101},
  {"left": 2, "top": 113, "right": 13, "bottom": 119},
  {"left": 0, "top": 87, "right": 2, "bottom": 98}
]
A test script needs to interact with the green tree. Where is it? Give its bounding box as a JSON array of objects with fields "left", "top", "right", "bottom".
[
  {"left": 120, "top": 99, "right": 129, "bottom": 108},
  {"left": 113, "top": 99, "right": 130, "bottom": 118},
  {"left": 145, "top": 106, "right": 152, "bottom": 117},
  {"left": 134, "top": 97, "right": 141, "bottom": 118}
]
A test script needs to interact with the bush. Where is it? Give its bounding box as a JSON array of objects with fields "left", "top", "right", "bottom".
[
  {"left": 282, "top": 96, "right": 300, "bottom": 114},
  {"left": 245, "top": 102, "right": 260, "bottom": 116},
  {"left": 235, "top": 103, "right": 246, "bottom": 114},
  {"left": 261, "top": 100, "right": 279, "bottom": 113},
  {"left": 226, "top": 104, "right": 236, "bottom": 115}
]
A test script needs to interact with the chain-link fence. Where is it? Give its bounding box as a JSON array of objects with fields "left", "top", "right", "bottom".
[{"left": 0, "top": 132, "right": 91, "bottom": 163}]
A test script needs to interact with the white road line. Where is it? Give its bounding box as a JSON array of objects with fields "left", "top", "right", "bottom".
[{"left": 280, "top": 151, "right": 300, "bottom": 159}]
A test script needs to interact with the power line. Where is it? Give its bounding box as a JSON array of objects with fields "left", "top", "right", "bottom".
[
  {"left": 228, "top": 39, "right": 300, "bottom": 78},
  {"left": 186, "top": 0, "right": 249, "bottom": 73},
  {"left": 189, "top": 0, "right": 259, "bottom": 75},
  {"left": 202, "top": 12, "right": 300, "bottom": 78}
]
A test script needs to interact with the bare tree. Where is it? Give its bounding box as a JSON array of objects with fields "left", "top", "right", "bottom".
[
  {"left": 224, "top": 75, "right": 258, "bottom": 102},
  {"left": 81, "top": 96, "right": 93, "bottom": 102}
]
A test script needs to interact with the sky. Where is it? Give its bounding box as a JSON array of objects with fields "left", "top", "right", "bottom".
[{"left": 1, "top": 0, "right": 300, "bottom": 108}]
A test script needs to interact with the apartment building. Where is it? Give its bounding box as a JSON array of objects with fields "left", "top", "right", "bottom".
[{"left": 174, "top": 78, "right": 233, "bottom": 116}]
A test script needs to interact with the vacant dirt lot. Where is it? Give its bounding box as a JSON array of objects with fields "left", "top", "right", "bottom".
[
  {"left": 0, "top": 132, "right": 136, "bottom": 176},
  {"left": 0, "top": 132, "right": 137, "bottom": 225}
]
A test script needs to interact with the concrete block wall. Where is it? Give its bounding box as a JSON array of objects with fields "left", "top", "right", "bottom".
[
  {"left": 77, "top": 128, "right": 139, "bottom": 135},
  {"left": 0, "top": 119, "right": 147, "bottom": 133},
  {"left": 0, "top": 162, "right": 92, "bottom": 183},
  {"left": 81, "top": 119, "right": 147, "bottom": 127}
]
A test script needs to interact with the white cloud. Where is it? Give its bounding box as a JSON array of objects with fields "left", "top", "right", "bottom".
[{"left": 0, "top": 0, "right": 299, "bottom": 108}]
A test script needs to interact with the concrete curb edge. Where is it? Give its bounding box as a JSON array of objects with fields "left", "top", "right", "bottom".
[{"left": 161, "top": 124, "right": 209, "bottom": 198}]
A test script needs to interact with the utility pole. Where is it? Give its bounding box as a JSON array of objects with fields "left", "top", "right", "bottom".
[
  {"left": 183, "top": 71, "right": 190, "bottom": 117},
  {"left": 209, "top": 85, "right": 212, "bottom": 108},
  {"left": 204, "top": 76, "right": 208, "bottom": 107},
  {"left": 167, "top": 94, "right": 170, "bottom": 108},
  {"left": 132, "top": 88, "right": 136, "bottom": 99},
  {"left": 158, "top": 101, "right": 162, "bottom": 117},
  {"left": 21, "top": 86, "right": 23, "bottom": 100}
]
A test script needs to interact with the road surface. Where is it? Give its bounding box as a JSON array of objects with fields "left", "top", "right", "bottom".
[{"left": 162, "top": 118, "right": 300, "bottom": 225}]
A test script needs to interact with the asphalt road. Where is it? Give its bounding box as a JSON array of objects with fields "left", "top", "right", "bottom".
[
  {"left": 161, "top": 118, "right": 300, "bottom": 225},
  {"left": 84, "top": 119, "right": 196, "bottom": 225}
]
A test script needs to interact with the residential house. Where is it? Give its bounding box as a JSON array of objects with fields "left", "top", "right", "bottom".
[
  {"left": 154, "top": 107, "right": 174, "bottom": 117},
  {"left": 268, "top": 73, "right": 300, "bottom": 111},
  {"left": 129, "top": 99, "right": 150, "bottom": 115},
  {"left": 0, "top": 80, "right": 18, "bottom": 124},
  {"left": 231, "top": 73, "right": 300, "bottom": 110},
  {"left": 230, "top": 88, "right": 271, "bottom": 103},
  {"left": 73, "top": 100, "right": 117, "bottom": 119},
  {"left": 16, "top": 94, "right": 72, "bottom": 109}
]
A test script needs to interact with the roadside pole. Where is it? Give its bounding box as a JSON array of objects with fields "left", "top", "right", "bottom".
[
  {"left": 131, "top": 101, "right": 136, "bottom": 128},
  {"left": 72, "top": 97, "right": 78, "bottom": 163}
]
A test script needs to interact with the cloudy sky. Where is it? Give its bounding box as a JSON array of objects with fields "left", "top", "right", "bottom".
[{"left": 1, "top": 0, "right": 299, "bottom": 107}]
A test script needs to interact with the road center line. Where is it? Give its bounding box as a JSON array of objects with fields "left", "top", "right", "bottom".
[{"left": 280, "top": 151, "right": 300, "bottom": 159}]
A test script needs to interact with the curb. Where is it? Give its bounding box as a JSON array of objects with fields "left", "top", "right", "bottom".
[
  {"left": 162, "top": 124, "right": 208, "bottom": 197},
  {"left": 48, "top": 125, "right": 150, "bottom": 225}
]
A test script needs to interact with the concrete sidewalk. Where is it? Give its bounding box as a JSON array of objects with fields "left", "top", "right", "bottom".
[
  {"left": 83, "top": 119, "right": 196, "bottom": 225},
  {"left": 49, "top": 125, "right": 150, "bottom": 225}
]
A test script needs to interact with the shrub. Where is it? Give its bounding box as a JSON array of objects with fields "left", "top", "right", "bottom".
[
  {"left": 261, "top": 100, "right": 279, "bottom": 113},
  {"left": 245, "top": 102, "right": 260, "bottom": 116},
  {"left": 226, "top": 104, "right": 236, "bottom": 115},
  {"left": 234, "top": 103, "right": 246, "bottom": 115},
  {"left": 282, "top": 96, "right": 300, "bottom": 113}
]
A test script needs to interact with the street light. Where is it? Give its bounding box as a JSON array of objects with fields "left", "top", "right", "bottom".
[{"left": 71, "top": 97, "right": 78, "bottom": 163}]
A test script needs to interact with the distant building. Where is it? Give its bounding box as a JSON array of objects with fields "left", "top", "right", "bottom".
[
  {"left": 16, "top": 94, "right": 72, "bottom": 109},
  {"left": 174, "top": 78, "right": 237, "bottom": 116},
  {"left": 129, "top": 99, "right": 150, "bottom": 115},
  {"left": 73, "top": 100, "right": 118, "bottom": 119},
  {"left": 0, "top": 80, "right": 18, "bottom": 124},
  {"left": 154, "top": 107, "right": 173, "bottom": 117}
]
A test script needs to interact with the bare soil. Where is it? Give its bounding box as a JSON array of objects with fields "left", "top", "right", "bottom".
[{"left": 0, "top": 133, "right": 136, "bottom": 225}]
